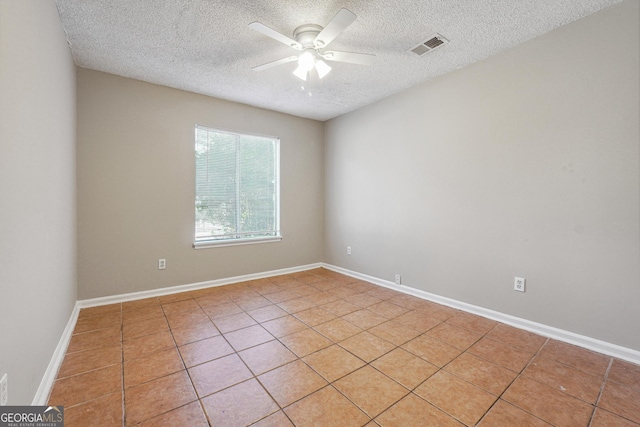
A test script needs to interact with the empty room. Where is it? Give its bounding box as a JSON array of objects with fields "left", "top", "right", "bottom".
[{"left": 1, "top": 0, "right": 638, "bottom": 426}]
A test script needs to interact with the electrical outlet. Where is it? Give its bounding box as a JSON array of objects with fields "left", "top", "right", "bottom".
[
  {"left": 346, "top": 246, "right": 352, "bottom": 255},
  {"left": 158, "top": 259, "right": 166, "bottom": 270},
  {"left": 514, "top": 277, "right": 526, "bottom": 293},
  {"left": 395, "top": 274, "right": 402, "bottom": 285},
  {"left": 1, "top": 373, "right": 8, "bottom": 406}
]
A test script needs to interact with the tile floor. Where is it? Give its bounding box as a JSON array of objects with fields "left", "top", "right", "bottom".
[{"left": 48, "top": 268, "right": 640, "bottom": 426}]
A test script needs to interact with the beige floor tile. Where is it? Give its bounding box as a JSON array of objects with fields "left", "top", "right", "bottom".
[
  {"left": 212, "top": 312, "right": 257, "bottom": 333},
  {"left": 246, "top": 304, "right": 288, "bottom": 322},
  {"left": 67, "top": 327, "right": 121, "bottom": 353},
  {"left": 367, "top": 301, "right": 409, "bottom": 319},
  {"left": 303, "top": 344, "right": 366, "bottom": 382},
  {"left": 372, "top": 348, "right": 439, "bottom": 390},
  {"left": 523, "top": 354, "right": 603, "bottom": 403},
  {"left": 538, "top": 339, "right": 610, "bottom": 378},
  {"left": 57, "top": 345, "right": 121, "bottom": 379},
  {"left": 122, "top": 305, "right": 165, "bottom": 324},
  {"left": 486, "top": 324, "right": 547, "bottom": 354},
  {"left": 277, "top": 296, "right": 318, "bottom": 313},
  {"left": 445, "top": 311, "right": 496, "bottom": 334},
  {"left": 344, "top": 293, "right": 382, "bottom": 308},
  {"left": 64, "top": 391, "right": 123, "bottom": 427},
  {"left": 334, "top": 366, "right": 409, "bottom": 417},
  {"left": 261, "top": 315, "right": 308, "bottom": 337},
  {"left": 123, "top": 330, "right": 175, "bottom": 361},
  {"left": 393, "top": 310, "right": 443, "bottom": 333},
  {"left": 375, "top": 393, "right": 464, "bottom": 427},
  {"left": 608, "top": 359, "right": 640, "bottom": 389},
  {"left": 161, "top": 299, "right": 200, "bottom": 316},
  {"left": 369, "top": 320, "right": 422, "bottom": 346},
  {"left": 124, "top": 370, "right": 197, "bottom": 426},
  {"left": 590, "top": 408, "right": 640, "bottom": 427},
  {"left": 342, "top": 309, "right": 388, "bottom": 329},
  {"left": 78, "top": 304, "right": 121, "bottom": 319},
  {"left": 339, "top": 331, "right": 396, "bottom": 363},
  {"left": 415, "top": 370, "right": 497, "bottom": 426},
  {"left": 235, "top": 295, "right": 272, "bottom": 311},
  {"left": 250, "top": 410, "right": 295, "bottom": 427},
  {"left": 279, "top": 328, "right": 332, "bottom": 357},
  {"left": 165, "top": 309, "right": 210, "bottom": 330},
  {"left": 468, "top": 337, "right": 534, "bottom": 372},
  {"left": 402, "top": 334, "right": 462, "bottom": 367},
  {"left": 478, "top": 400, "right": 551, "bottom": 426},
  {"left": 74, "top": 311, "right": 122, "bottom": 334},
  {"left": 188, "top": 353, "right": 253, "bottom": 397},
  {"left": 170, "top": 321, "right": 220, "bottom": 346},
  {"left": 239, "top": 339, "right": 297, "bottom": 375},
  {"left": 137, "top": 401, "right": 209, "bottom": 427},
  {"left": 426, "top": 322, "right": 482, "bottom": 350},
  {"left": 124, "top": 347, "right": 184, "bottom": 388},
  {"left": 294, "top": 307, "right": 337, "bottom": 326},
  {"left": 223, "top": 324, "right": 275, "bottom": 351},
  {"left": 49, "top": 364, "right": 122, "bottom": 407},
  {"left": 321, "top": 299, "right": 361, "bottom": 316},
  {"left": 178, "top": 335, "right": 234, "bottom": 367},
  {"left": 258, "top": 360, "right": 327, "bottom": 407},
  {"left": 598, "top": 380, "right": 640, "bottom": 424},
  {"left": 502, "top": 376, "right": 593, "bottom": 427},
  {"left": 202, "top": 379, "right": 279, "bottom": 427},
  {"left": 444, "top": 352, "right": 517, "bottom": 396},
  {"left": 122, "top": 316, "right": 169, "bottom": 340},
  {"left": 314, "top": 317, "right": 363, "bottom": 342},
  {"left": 284, "top": 386, "right": 369, "bottom": 427}
]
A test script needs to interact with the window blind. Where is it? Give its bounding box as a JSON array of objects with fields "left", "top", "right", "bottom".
[{"left": 195, "top": 125, "right": 280, "bottom": 245}]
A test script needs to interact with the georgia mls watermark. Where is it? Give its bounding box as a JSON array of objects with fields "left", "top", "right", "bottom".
[{"left": 0, "top": 406, "right": 63, "bottom": 427}]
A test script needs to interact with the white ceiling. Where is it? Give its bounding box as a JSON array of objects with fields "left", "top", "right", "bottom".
[{"left": 55, "top": 0, "right": 622, "bottom": 121}]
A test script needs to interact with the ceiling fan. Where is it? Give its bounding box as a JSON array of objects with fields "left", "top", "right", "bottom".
[{"left": 249, "top": 8, "right": 375, "bottom": 81}]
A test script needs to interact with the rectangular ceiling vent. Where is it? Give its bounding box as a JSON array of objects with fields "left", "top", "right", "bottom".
[{"left": 409, "top": 34, "right": 449, "bottom": 56}]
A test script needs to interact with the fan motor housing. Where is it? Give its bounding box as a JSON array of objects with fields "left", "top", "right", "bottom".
[{"left": 293, "top": 24, "right": 323, "bottom": 48}]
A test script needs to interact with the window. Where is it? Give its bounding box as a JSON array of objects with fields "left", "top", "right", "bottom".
[{"left": 194, "top": 125, "right": 280, "bottom": 248}]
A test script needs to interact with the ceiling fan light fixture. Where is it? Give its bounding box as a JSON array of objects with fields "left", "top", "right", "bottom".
[
  {"left": 293, "top": 65, "right": 308, "bottom": 81},
  {"left": 315, "top": 59, "right": 331, "bottom": 79},
  {"left": 298, "top": 50, "right": 316, "bottom": 71}
]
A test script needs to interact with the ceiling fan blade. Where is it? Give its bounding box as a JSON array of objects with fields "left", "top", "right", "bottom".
[
  {"left": 249, "top": 22, "right": 301, "bottom": 50},
  {"left": 314, "top": 8, "right": 356, "bottom": 48},
  {"left": 252, "top": 56, "right": 298, "bottom": 71},
  {"left": 321, "top": 50, "right": 376, "bottom": 66}
]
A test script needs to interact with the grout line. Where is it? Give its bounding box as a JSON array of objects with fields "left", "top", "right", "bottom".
[{"left": 587, "top": 357, "right": 614, "bottom": 427}]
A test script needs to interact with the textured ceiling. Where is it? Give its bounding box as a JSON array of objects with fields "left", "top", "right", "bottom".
[{"left": 55, "top": 0, "right": 622, "bottom": 121}]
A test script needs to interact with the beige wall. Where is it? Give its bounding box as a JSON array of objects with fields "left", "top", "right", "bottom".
[
  {"left": 77, "top": 69, "right": 324, "bottom": 299},
  {"left": 324, "top": 0, "right": 640, "bottom": 350},
  {"left": 0, "top": 1, "right": 77, "bottom": 404}
]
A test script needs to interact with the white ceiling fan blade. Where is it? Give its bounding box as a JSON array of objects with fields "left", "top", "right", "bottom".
[
  {"left": 314, "top": 8, "right": 356, "bottom": 48},
  {"left": 252, "top": 56, "right": 298, "bottom": 71},
  {"left": 249, "top": 22, "right": 302, "bottom": 50},
  {"left": 322, "top": 50, "right": 376, "bottom": 65}
]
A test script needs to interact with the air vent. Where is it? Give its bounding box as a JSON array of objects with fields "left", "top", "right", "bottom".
[{"left": 409, "top": 33, "right": 448, "bottom": 56}]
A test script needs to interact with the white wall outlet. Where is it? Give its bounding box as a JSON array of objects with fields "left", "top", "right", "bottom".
[
  {"left": 514, "top": 277, "right": 526, "bottom": 292},
  {"left": 1, "top": 373, "right": 8, "bottom": 406},
  {"left": 395, "top": 274, "right": 402, "bottom": 285},
  {"left": 158, "top": 259, "right": 166, "bottom": 270},
  {"left": 346, "top": 246, "right": 352, "bottom": 255}
]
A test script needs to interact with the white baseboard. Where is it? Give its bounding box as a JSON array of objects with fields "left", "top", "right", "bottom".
[
  {"left": 35, "top": 260, "right": 639, "bottom": 404},
  {"left": 77, "top": 263, "right": 323, "bottom": 309},
  {"left": 32, "top": 302, "right": 80, "bottom": 405},
  {"left": 322, "top": 263, "right": 640, "bottom": 365}
]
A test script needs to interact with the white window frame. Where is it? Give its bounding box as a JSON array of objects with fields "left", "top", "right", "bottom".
[{"left": 193, "top": 125, "right": 281, "bottom": 249}]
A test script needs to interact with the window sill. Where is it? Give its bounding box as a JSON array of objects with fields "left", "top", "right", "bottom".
[{"left": 193, "top": 235, "right": 282, "bottom": 249}]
